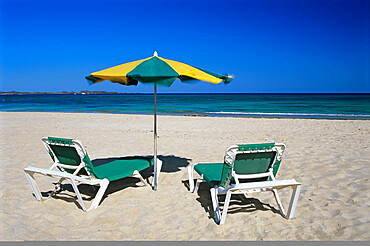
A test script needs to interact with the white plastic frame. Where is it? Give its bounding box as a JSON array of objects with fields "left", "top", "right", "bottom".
[
  {"left": 24, "top": 137, "right": 161, "bottom": 211},
  {"left": 188, "top": 143, "right": 302, "bottom": 224}
]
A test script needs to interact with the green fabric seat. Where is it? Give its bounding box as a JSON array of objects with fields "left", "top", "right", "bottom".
[
  {"left": 48, "top": 144, "right": 89, "bottom": 175},
  {"left": 188, "top": 143, "right": 302, "bottom": 225},
  {"left": 234, "top": 152, "right": 275, "bottom": 175},
  {"left": 194, "top": 163, "right": 224, "bottom": 187},
  {"left": 46, "top": 137, "right": 153, "bottom": 182},
  {"left": 237, "top": 143, "right": 281, "bottom": 178},
  {"left": 24, "top": 137, "right": 158, "bottom": 212},
  {"left": 92, "top": 159, "right": 153, "bottom": 181},
  {"left": 193, "top": 143, "right": 279, "bottom": 188}
]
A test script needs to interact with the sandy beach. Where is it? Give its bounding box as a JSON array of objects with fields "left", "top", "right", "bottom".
[{"left": 0, "top": 111, "right": 369, "bottom": 241}]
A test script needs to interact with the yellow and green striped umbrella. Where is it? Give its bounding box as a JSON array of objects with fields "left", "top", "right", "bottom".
[
  {"left": 86, "top": 51, "right": 232, "bottom": 87},
  {"left": 85, "top": 52, "right": 233, "bottom": 190}
]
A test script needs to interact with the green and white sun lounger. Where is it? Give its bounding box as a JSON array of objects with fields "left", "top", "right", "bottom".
[
  {"left": 24, "top": 137, "right": 162, "bottom": 211},
  {"left": 188, "top": 143, "right": 301, "bottom": 225}
]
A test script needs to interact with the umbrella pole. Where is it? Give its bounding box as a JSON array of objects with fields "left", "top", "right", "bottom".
[{"left": 153, "top": 83, "right": 158, "bottom": 190}]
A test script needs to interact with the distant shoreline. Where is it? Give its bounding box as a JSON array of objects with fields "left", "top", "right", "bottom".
[
  {"left": 1, "top": 91, "right": 369, "bottom": 95},
  {"left": 0, "top": 91, "right": 142, "bottom": 95},
  {"left": 1, "top": 111, "right": 369, "bottom": 120}
]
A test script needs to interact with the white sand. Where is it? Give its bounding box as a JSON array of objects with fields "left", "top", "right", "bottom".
[{"left": 0, "top": 112, "right": 369, "bottom": 240}]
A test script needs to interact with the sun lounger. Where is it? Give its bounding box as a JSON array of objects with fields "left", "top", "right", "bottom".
[
  {"left": 188, "top": 143, "right": 301, "bottom": 224},
  {"left": 24, "top": 137, "right": 162, "bottom": 211}
]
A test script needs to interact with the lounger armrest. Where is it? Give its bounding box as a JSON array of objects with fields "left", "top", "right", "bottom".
[
  {"left": 25, "top": 166, "right": 73, "bottom": 178},
  {"left": 24, "top": 166, "right": 104, "bottom": 185}
]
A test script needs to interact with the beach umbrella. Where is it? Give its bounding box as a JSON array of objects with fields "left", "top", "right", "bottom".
[{"left": 85, "top": 51, "right": 233, "bottom": 190}]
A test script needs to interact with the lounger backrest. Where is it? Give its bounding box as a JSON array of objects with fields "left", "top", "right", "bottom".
[
  {"left": 43, "top": 137, "right": 95, "bottom": 176},
  {"left": 234, "top": 143, "right": 285, "bottom": 181}
]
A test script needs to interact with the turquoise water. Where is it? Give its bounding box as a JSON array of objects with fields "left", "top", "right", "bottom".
[{"left": 1, "top": 93, "right": 369, "bottom": 119}]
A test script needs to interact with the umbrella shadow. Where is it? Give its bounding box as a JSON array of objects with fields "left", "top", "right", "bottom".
[
  {"left": 157, "top": 155, "right": 192, "bottom": 172},
  {"left": 182, "top": 181, "right": 281, "bottom": 222},
  {"left": 42, "top": 154, "right": 191, "bottom": 210},
  {"left": 92, "top": 154, "right": 191, "bottom": 173}
]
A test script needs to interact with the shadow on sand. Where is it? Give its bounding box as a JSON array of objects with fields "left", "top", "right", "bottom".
[
  {"left": 181, "top": 179, "right": 281, "bottom": 223},
  {"left": 92, "top": 154, "right": 191, "bottom": 173},
  {"left": 42, "top": 154, "right": 191, "bottom": 210}
]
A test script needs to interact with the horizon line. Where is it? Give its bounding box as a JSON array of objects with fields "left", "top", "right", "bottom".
[{"left": 1, "top": 91, "right": 370, "bottom": 95}]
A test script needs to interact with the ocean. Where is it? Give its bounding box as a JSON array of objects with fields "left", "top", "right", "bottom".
[{"left": 1, "top": 93, "right": 369, "bottom": 120}]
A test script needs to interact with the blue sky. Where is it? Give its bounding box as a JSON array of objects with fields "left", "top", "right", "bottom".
[{"left": 0, "top": 0, "right": 369, "bottom": 93}]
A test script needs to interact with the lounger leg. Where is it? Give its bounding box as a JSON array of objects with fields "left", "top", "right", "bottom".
[
  {"left": 286, "top": 184, "right": 301, "bottom": 219},
  {"left": 68, "top": 178, "right": 111, "bottom": 212},
  {"left": 25, "top": 168, "right": 66, "bottom": 201},
  {"left": 48, "top": 178, "right": 65, "bottom": 198},
  {"left": 89, "top": 179, "right": 110, "bottom": 211},
  {"left": 69, "top": 178, "right": 88, "bottom": 212},
  {"left": 194, "top": 174, "right": 204, "bottom": 193},
  {"left": 133, "top": 170, "right": 151, "bottom": 188},
  {"left": 220, "top": 190, "right": 232, "bottom": 225},
  {"left": 24, "top": 170, "right": 43, "bottom": 201},
  {"left": 188, "top": 165, "right": 195, "bottom": 192},
  {"left": 272, "top": 189, "right": 287, "bottom": 218},
  {"left": 210, "top": 188, "right": 221, "bottom": 224},
  {"left": 272, "top": 184, "right": 301, "bottom": 220}
]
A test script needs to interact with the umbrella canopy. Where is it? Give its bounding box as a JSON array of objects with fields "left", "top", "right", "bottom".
[
  {"left": 85, "top": 52, "right": 233, "bottom": 190},
  {"left": 86, "top": 51, "right": 232, "bottom": 87}
]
